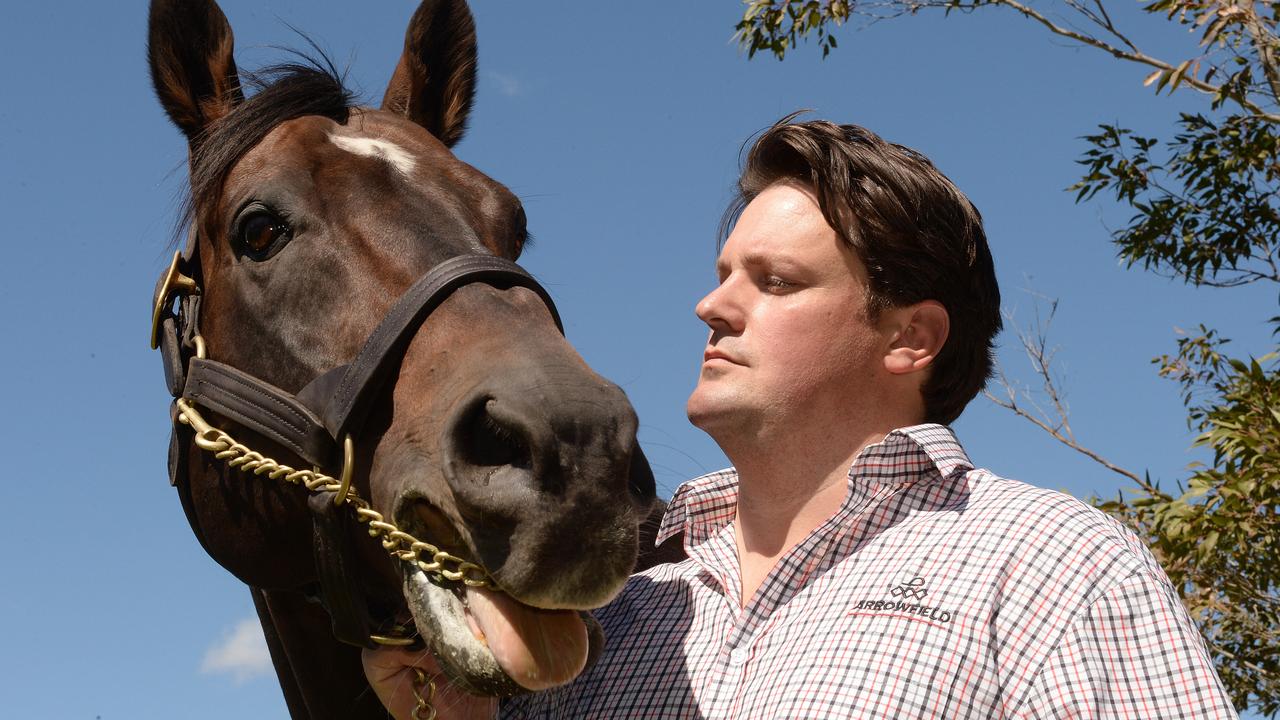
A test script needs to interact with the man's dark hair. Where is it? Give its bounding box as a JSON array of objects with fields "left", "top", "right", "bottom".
[{"left": 722, "top": 115, "right": 1002, "bottom": 425}]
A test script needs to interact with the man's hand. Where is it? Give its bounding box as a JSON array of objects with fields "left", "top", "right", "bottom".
[{"left": 362, "top": 646, "right": 498, "bottom": 720}]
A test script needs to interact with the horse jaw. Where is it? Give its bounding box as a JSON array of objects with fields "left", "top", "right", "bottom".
[{"left": 401, "top": 567, "right": 603, "bottom": 696}]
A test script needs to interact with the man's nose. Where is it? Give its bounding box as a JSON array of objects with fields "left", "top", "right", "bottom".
[{"left": 695, "top": 276, "right": 744, "bottom": 331}]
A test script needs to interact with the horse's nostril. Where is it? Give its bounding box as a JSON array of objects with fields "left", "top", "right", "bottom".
[{"left": 456, "top": 398, "right": 533, "bottom": 471}]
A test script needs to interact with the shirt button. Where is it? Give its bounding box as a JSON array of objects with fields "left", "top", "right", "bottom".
[{"left": 728, "top": 648, "right": 748, "bottom": 666}]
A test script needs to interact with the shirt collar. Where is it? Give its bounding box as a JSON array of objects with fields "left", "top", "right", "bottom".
[{"left": 655, "top": 423, "right": 974, "bottom": 546}]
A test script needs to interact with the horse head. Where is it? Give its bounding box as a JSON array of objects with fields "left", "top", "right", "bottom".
[{"left": 148, "top": 0, "right": 658, "bottom": 708}]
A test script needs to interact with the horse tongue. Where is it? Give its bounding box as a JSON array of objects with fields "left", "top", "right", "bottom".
[{"left": 464, "top": 586, "right": 588, "bottom": 691}]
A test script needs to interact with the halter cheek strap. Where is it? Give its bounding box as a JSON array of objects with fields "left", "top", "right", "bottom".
[{"left": 313, "top": 253, "right": 563, "bottom": 442}]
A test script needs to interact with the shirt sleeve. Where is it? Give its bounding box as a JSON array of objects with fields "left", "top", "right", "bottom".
[
  {"left": 499, "top": 690, "right": 551, "bottom": 719},
  {"left": 1016, "top": 569, "right": 1238, "bottom": 719}
]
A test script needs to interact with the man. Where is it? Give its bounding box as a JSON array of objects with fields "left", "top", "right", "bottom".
[{"left": 368, "top": 117, "right": 1237, "bottom": 718}]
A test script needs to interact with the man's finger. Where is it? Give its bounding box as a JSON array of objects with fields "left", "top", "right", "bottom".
[{"left": 361, "top": 646, "right": 498, "bottom": 720}]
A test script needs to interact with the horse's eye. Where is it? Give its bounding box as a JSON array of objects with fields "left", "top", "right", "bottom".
[
  {"left": 233, "top": 207, "right": 292, "bottom": 260},
  {"left": 513, "top": 206, "right": 530, "bottom": 255}
]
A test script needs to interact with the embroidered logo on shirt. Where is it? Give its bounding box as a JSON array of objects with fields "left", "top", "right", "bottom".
[
  {"left": 890, "top": 576, "right": 928, "bottom": 600},
  {"left": 850, "top": 576, "right": 956, "bottom": 626}
]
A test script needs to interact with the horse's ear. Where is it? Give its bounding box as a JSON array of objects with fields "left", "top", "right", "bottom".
[
  {"left": 147, "top": 0, "right": 243, "bottom": 143},
  {"left": 381, "top": 0, "right": 477, "bottom": 148}
]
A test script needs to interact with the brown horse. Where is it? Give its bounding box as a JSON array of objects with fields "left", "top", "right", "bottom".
[{"left": 147, "top": 0, "right": 677, "bottom": 716}]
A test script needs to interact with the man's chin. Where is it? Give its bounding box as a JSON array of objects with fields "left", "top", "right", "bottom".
[{"left": 686, "top": 390, "right": 752, "bottom": 435}]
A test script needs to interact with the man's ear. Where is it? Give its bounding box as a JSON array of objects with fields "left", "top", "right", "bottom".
[{"left": 884, "top": 301, "right": 949, "bottom": 376}]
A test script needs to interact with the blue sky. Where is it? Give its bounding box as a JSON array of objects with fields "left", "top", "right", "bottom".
[{"left": 0, "top": 1, "right": 1269, "bottom": 717}]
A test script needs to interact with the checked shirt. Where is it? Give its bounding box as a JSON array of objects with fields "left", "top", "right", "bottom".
[{"left": 502, "top": 424, "right": 1236, "bottom": 719}]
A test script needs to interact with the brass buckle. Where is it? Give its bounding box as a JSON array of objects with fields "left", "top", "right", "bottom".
[
  {"left": 332, "top": 434, "right": 355, "bottom": 506},
  {"left": 150, "top": 250, "right": 200, "bottom": 349},
  {"left": 369, "top": 630, "right": 418, "bottom": 647}
]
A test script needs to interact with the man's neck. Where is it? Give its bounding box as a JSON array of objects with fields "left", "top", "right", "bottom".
[{"left": 725, "top": 425, "right": 894, "bottom": 607}]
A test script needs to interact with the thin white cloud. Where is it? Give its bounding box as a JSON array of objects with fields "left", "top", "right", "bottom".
[
  {"left": 484, "top": 69, "right": 524, "bottom": 97},
  {"left": 201, "top": 618, "right": 272, "bottom": 683}
]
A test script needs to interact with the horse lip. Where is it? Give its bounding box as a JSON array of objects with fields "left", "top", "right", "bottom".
[
  {"left": 400, "top": 566, "right": 598, "bottom": 695},
  {"left": 394, "top": 478, "right": 634, "bottom": 611},
  {"left": 401, "top": 496, "right": 473, "bottom": 567},
  {"left": 401, "top": 566, "right": 525, "bottom": 696}
]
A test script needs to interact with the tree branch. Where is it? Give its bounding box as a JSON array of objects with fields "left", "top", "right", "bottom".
[
  {"left": 884, "top": 0, "right": 1280, "bottom": 121},
  {"left": 1240, "top": 0, "right": 1280, "bottom": 105},
  {"left": 986, "top": 296, "right": 1149, "bottom": 488}
]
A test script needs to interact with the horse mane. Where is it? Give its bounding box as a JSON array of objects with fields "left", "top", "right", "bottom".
[{"left": 180, "top": 55, "right": 355, "bottom": 236}]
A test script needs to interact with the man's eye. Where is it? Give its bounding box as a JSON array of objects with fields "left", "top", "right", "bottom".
[{"left": 764, "top": 276, "right": 794, "bottom": 290}]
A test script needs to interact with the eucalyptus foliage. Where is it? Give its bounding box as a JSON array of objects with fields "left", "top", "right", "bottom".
[{"left": 736, "top": 0, "right": 1280, "bottom": 712}]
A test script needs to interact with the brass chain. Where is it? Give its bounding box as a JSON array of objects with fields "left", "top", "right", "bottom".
[
  {"left": 411, "top": 668, "right": 438, "bottom": 720},
  {"left": 175, "top": 397, "right": 494, "bottom": 590}
]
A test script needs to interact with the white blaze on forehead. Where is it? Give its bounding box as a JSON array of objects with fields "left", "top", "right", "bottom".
[{"left": 329, "top": 134, "right": 417, "bottom": 175}]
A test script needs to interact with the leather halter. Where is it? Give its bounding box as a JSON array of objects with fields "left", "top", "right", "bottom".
[{"left": 153, "top": 232, "right": 563, "bottom": 647}]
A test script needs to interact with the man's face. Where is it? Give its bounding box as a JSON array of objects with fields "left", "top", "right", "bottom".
[{"left": 687, "top": 182, "right": 893, "bottom": 441}]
